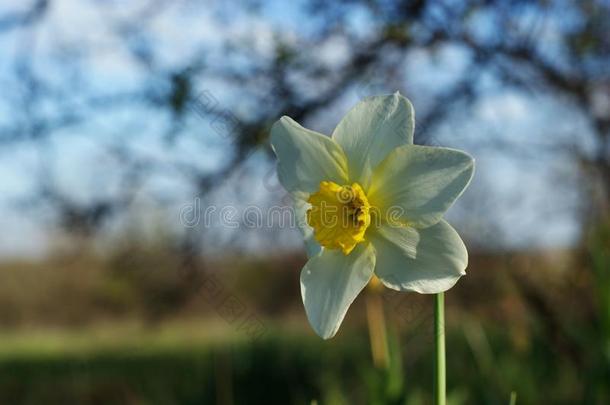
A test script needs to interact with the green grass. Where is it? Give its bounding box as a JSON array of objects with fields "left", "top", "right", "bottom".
[
  {"left": 0, "top": 317, "right": 597, "bottom": 405},
  {"left": 0, "top": 319, "right": 239, "bottom": 360},
  {"left": 0, "top": 320, "right": 372, "bottom": 405},
  {"left": 2, "top": 258, "right": 610, "bottom": 405}
]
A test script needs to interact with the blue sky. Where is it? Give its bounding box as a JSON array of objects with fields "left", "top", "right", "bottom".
[{"left": 0, "top": 0, "right": 593, "bottom": 258}]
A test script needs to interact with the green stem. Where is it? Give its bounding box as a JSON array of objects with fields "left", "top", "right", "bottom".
[
  {"left": 509, "top": 391, "right": 517, "bottom": 405},
  {"left": 434, "top": 292, "right": 446, "bottom": 405}
]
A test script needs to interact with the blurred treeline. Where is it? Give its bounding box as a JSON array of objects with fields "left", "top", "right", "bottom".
[
  {"left": 0, "top": 225, "right": 608, "bottom": 404},
  {"left": 0, "top": 0, "right": 608, "bottom": 252},
  {"left": 0, "top": 0, "right": 609, "bottom": 404}
]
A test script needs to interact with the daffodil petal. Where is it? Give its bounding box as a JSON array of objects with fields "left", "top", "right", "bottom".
[
  {"left": 370, "top": 220, "right": 467, "bottom": 293},
  {"left": 294, "top": 197, "right": 322, "bottom": 258},
  {"left": 332, "top": 92, "right": 414, "bottom": 188},
  {"left": 368, "top": 145, "right": 474, "bottom": 228},
  {"left": 300, "top": 243, "right": 375, "bottom": 339},
  {"left": 271, "top": 116, "right": 348, "bottom": 194}
]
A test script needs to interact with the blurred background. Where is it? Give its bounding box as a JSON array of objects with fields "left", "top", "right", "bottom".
[{"left": 0, "top": 0, "right": 608, "bottom": 403}]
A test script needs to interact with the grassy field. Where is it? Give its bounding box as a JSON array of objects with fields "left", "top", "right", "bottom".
[
  {"left": 0, "top": 313, "right": 602, "bottom": 405},
  {"left": 0, "top": 319, "right": 371, "bottom": 405},
  {"left": 0, "top": 224, "right": 607, "bottom": 404}
]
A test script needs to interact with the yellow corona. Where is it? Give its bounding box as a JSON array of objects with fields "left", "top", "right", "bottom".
[{"left": 306, "top": 181, "right": 371, "bottom": 255}]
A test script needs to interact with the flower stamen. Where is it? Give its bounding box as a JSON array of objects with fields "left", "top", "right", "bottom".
[{"left": 307, "top": 181, "right": 371, "bottom": 255}]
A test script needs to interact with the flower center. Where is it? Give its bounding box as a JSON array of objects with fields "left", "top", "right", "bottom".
[{"left": 306, "top": 181, "right": 371, "bottom": 255}]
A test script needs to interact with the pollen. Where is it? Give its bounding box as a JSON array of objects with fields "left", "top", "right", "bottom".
[{"left": 306, "top": 181, "right": 371, "bottom": 255}]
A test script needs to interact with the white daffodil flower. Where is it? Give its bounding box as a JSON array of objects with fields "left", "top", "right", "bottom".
[{"left": 270, "top": 92, "right": 475, "bottom": 339}]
